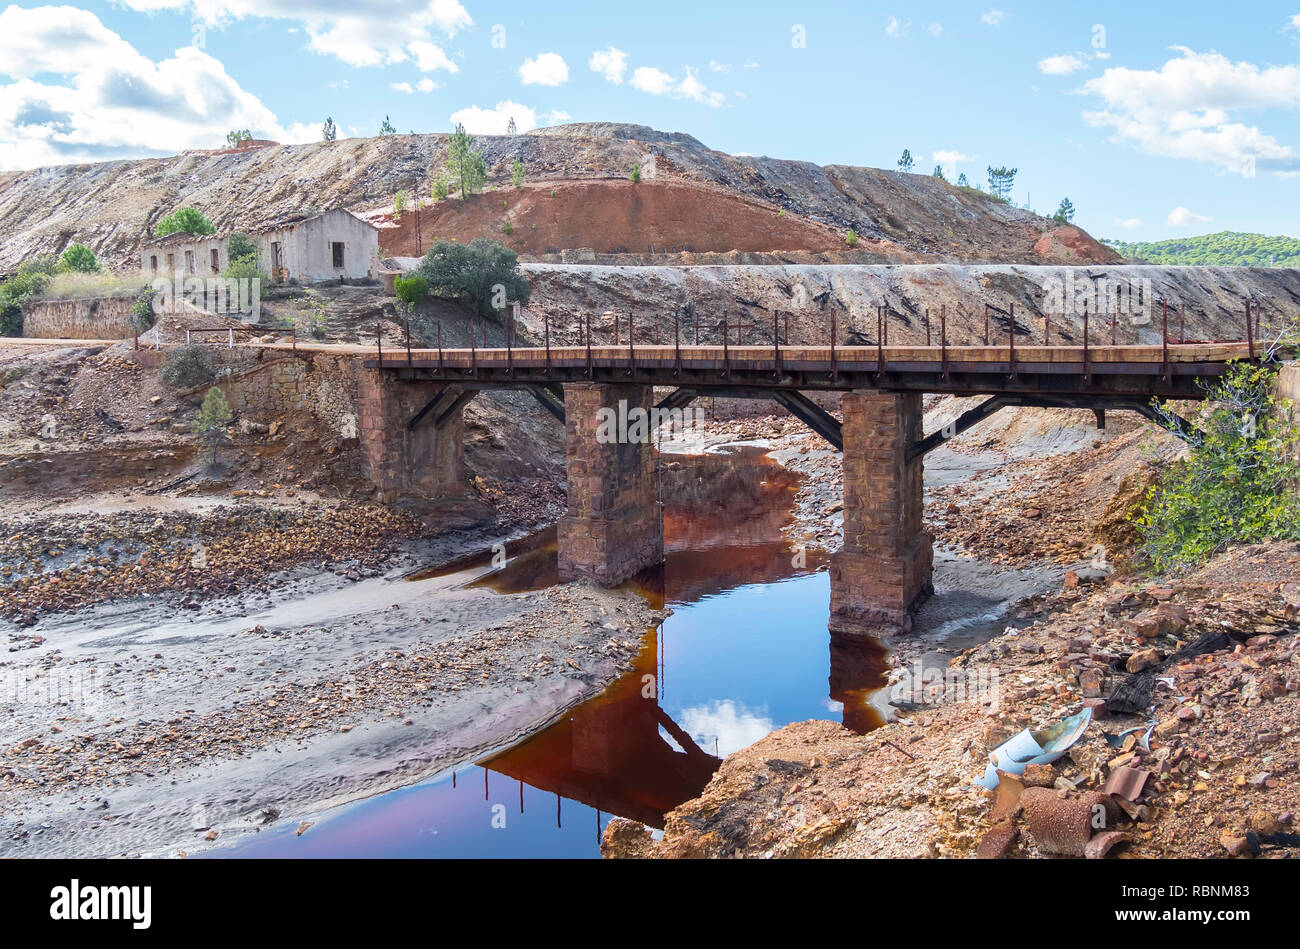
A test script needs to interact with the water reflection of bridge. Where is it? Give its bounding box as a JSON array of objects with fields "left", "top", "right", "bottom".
[
  {"left": 479, "top": 626, "right": 889, "bottom": 829},
  {"left": 475, "top": 447, "right": 891, "bottom": 830},
  {"left": 480, "top": 630, "right": 721, "bottom": 828}
]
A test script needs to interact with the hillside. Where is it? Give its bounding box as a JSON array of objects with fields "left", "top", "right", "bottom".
[
  {"left": 1103, "top": 231, "right": 1300, "bottom": 267},
  {"left": 0, "top": 122, "right": 1117, "bottom": 271}
]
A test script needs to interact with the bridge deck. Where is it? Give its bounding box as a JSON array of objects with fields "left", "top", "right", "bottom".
[{"left": 332, "top": 341, "right": 1258, "bottom": 398}]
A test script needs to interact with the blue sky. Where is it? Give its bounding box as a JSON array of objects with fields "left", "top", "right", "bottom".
[{"left": 1, "top": 1, "right": 1298, "bottom": 242}]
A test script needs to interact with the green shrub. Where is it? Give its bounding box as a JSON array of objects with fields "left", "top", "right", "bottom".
[
  {"left": 226, "top": 232, "right": 259, "bottom": 264},
  {"left": 155, "top": 207, "right": 216, "bottom": 238},
  {"left": 0, "top": 255, "right": 58, "bottom": 335},
  {"left": 511, "top": 158, "right": 525, "bottom": 187},
  {"left": 503, "top": 221, "right": 513, "bottom": 235},
  {"left": 221, "top": 254, "right": 268, "bottom": 305},
  {"left": 58, "top": 243, "right": 100, "bottom": 273},
  {"left": 413, "top": 238, "right": 529, "bottom": 320},
  {"left": 394, "top": 274, "right": 429, "bottom": 308},
  {"left": 131, "top": 288, "right": 158, "bottom": 333},
  {"left": 1132, "top": 360, "right": 1300, "bottom": 572},
  {"left": 0, "top": 301, "right": 20, "bottom": 337},
  {"left": 845, "top": 229, "right": 859, "bottom": 247},
  {"left": 630, "top": 164, "right": 641, "bottom": 183},
  {"left": 432, "top": 175, "right": 450, "bottom": 201},
  {"left": 160, "top": 344, "right": 216, "bottom": 389}
]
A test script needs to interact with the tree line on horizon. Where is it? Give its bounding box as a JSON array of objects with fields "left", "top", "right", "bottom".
[{"left": 1101, "top": 231, "right": 1300, "bottom": 267}]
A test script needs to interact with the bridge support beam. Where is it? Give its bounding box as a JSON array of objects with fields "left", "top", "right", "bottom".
[
  {"left": 557, "top": 383, "right": 664, "bottom": 585},
  {"left": 831, "top": 391, "right": 933, "bottom": 636},
  {"left": 358, "top": 371, "right": 465, "bottom": 502}
]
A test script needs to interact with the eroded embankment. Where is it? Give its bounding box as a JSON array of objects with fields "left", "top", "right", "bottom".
[{"left": 519, "top": 263, "right": 1300, "bottom": 349}]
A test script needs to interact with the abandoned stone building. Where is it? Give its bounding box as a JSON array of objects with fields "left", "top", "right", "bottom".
[{"left": 139, "top": 208, "right": 379, "bottom": 284}]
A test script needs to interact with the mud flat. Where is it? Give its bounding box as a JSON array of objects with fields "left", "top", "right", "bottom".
[{"left": 0, "top": 544, "right": 660, "bottom": 858}]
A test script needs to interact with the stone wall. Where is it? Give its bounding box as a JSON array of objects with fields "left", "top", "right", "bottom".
[
  {"left": 21, "top": 296, "right": 137, "bottom": 340},
  {"left": 557, "top": 383, "right": 664, "bottom": 584},
  {"left": 205, "top": 352, "right": 363, "bottom": 442},
  {"left": 830, "top": 390, "right": 933, "bottom": 635}
]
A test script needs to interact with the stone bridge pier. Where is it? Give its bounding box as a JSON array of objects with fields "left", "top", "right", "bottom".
[
  {"left": 357, "top": 371, "right": 466, "bottom": 502},
  {"left": 830, "top": 391, "right": 933, "bottom": 636},
  {"left": 557, "top": 383, "right": 664, "bottom": 584}
]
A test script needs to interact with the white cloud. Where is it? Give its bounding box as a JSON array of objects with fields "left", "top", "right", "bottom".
[
  {"left": 391, "top": 79, "right": 436, "bottom": 94},
  {"left": 926, "top": 22, "right": 943, "bottom": 37},
  {"left": 709, "top": 59, "right": 732, "bottom": 73},
  {"left": 118, "top": 0, "right": 472, "bottom": 69},
  {"left": 982, "top": 9, "right": 1007, "bottom": 26},
  {"left": 0, "top": 5, "right": 312, "bottom": 170},
  {"left": 588, "top": 46, "right": 628, "bottom": 84},
  {"left": 885, "top": 16, "right": 908, "bottom": 39},
  {"left": 626, "top": 65, "right": 724, "bottom": 106},
  {"left": 1288, "top": 14, "right": 1300, "bottom": 31},
  {"left": 1038, "top": 54, "right": 1087, "bottom": 75},
  {"left": 1113, "top": 217, "right": 1142, "bottom": 229},
  {"left": 407, "top": 41, "right": 458, "bottom": 73},
  {"left": 742, "top": 62, "right": 760, "bottom": 69},
  {"left": 518, "top": 52, "right": 569, "bottom": 86},
  {"left": 932, "top": 149, "right": 972, "bottom": 165},
  {"left": 1167, "top": 206, "right": 1212, "bottom": 227},
  {"left": 630, "top": 66, "right": 674, "bottom": 96},
  {"left": 450, "top": 100, "right": 537, "bottom": 135},
  {"left": 541, "top": 109, "right": 571, "bottom": 126},
  {"left": 1080, "top": 47, "right": 1300, "bottom": 175},
  {"left": 674, "top": 67, "right": 725, "bottom": 107},
  {"left": 679, "top": 700, "right": 774, "bottom": 757}
]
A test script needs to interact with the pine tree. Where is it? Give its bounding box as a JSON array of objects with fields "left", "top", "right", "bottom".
[
  {"left": 897, "top": 149, "right": 915, "bottom": 173},
  {"left": 448, "top": 123, "right": 486, "bottom": 197},
  {"left": 322, "top": 117, "right": 337, "bottom": 142},
  {"left": 193, "top": 387, "right": 233, "bottom": 467},
  {"left": 932, "top": 165, "right": 947, "bottom": 182},
  {"left": 510, "top": 157, "right": 525, "bottom": 187},
  {"left": 1052, "top": 197, "right": 1076, "bottom": 223},
  {"left": 987, "top": 166, "right": 1018, "bottom": 202},
  {"left": 379, "top": 115, "right": 397, "bottom": 136},
  {"left": 506, "top": 116, "right": 518, "bottom": 135}
]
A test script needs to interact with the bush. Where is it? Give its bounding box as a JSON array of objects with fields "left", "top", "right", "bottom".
[
  {"left": 511, "top": 158, "right": 525, "bottom": 187},
  {"left": 155, "top": 207, "right": 216, "bottom": 238},
  {"left": 160, "top": 344, "right": 216, "bottom": 389},
  {"left": 432, "top": 175, "right": 450, "bottom": 201},
  {"left": 0, "top": 255, "right": 59, "bottom": 335},
  {"left": 394, "top": 275, "right": 429, "bottom": 308},
  {"left": 226, "top": 232, "right": 259, "bottom": 265},
  {"left": 131, "top": 288, "right": 157, "bottom": 333},
  {"left": 221, "top": 254, "right": 268, "bottom": 307},
  {"left": 0, "top": 302, "right": 20, "bottom": 337},
  {"left": 59, "top": 243, "right": 100, "bottom": 273},
  {"left": 1132, "top": 360, "right": 1300, "bottom": 572},
  {"left": 845, "top": 229, "right": 859, "bottom": 246},
  {"left": 413, "top": 238, "right": 530, "bottom": 320},
  {"left": 630, "top": 164, "right": 641, "bottom": 183}
]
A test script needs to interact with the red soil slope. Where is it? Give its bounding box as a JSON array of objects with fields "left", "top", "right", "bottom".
[{"left": 376, "top": 179, "right": 869, "bottom": 258}]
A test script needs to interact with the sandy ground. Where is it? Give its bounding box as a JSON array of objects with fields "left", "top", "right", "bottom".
[{"left": 1, "top": 541, "right": 660, "bottom": 857}]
